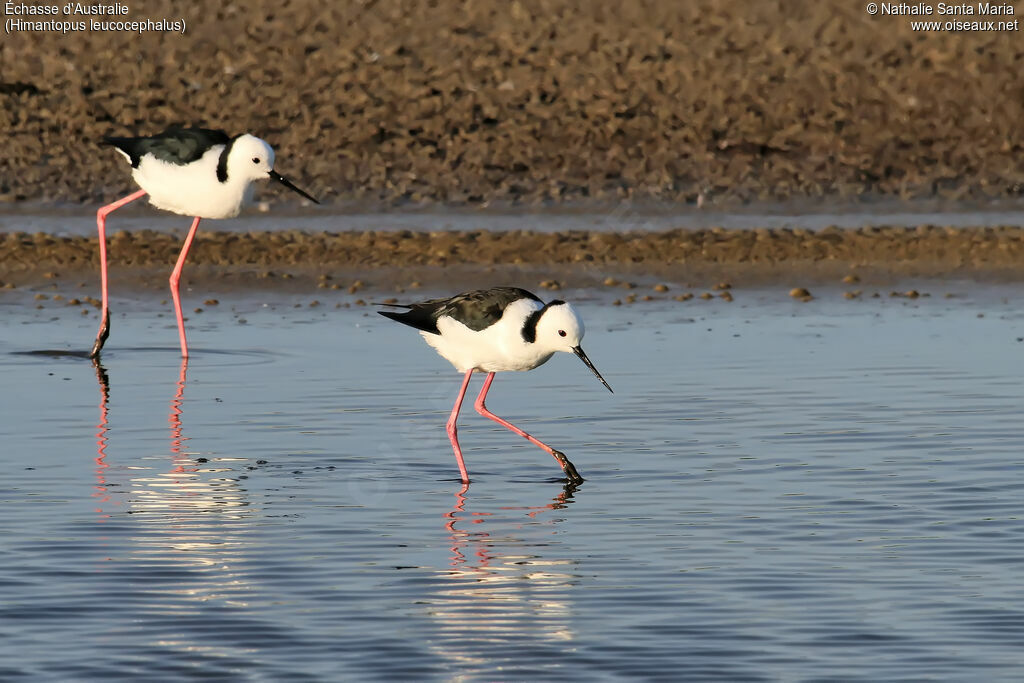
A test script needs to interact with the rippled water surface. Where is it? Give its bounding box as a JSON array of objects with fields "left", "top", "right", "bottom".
[{"left": 3, "top": 288, "right": 1024, "bottom": 680}]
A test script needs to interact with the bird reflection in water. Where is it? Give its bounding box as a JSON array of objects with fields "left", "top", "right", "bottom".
[
  {"left": 431, "top": 481, "right": 582, "bottom": 668},
  {"left": 92, "top": 358, "right": 112, "bottom": 515},
  {"left": 168, "top": 358, "right": 187, "bottom": 454},
  {"left": 88, "top": 357, "right": 257, "bottom": 653}
]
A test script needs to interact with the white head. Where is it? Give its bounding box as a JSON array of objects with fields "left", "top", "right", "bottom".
[
  {"left": 532, "top": 301, "right": 612, "bottom": 392},
  {"left": 226, "top": 134, "right": 276, "bottom": 182},
  {"left": 534, "top": 301, "right": 585, "bottom": 351},
  {"left": 225, "top": 134, "right": 319, "bottom": 204}
]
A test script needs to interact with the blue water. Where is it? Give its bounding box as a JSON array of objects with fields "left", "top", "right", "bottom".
[
  {"left": 2, "top": 288, "right": 1024, "bottom": 680},
  {"left": 7, "top": 197, "right": 1024, "bottom": 236}
]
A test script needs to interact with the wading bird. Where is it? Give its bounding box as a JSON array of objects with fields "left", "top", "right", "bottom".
[
  {"left": 379, "top": 287, "right": 613, "bottom": 484},
  {"left": 92, "top": 126, "right": 319, "bottom": 358}
]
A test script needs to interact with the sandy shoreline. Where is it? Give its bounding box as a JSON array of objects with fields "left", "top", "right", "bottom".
[{"left": 4, "top": 226, "right": 1024, "bottom": 300}]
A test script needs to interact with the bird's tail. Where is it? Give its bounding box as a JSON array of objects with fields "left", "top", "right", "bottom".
[{"left": 376, "top": 307, "right": 439, "bottom": 334}]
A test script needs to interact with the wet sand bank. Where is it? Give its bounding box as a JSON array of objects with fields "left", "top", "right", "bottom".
[{"left": 4, "top": 225, "right": 1024, "bottom": 300}]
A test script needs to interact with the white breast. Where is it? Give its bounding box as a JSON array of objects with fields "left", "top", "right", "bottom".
[
  {"left": 132, "top": 148, "right": 250, "bottom": 219},
  {"left": 421, "top": 299, "right": 555, "bottom": 373}
]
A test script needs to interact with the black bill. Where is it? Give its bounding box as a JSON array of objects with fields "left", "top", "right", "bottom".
[
  {"left": 269, "top": 170, "right": 320, "bottom": 204},
  {"left": 572, "top": 345, "right": 613, "bottom": 393}
]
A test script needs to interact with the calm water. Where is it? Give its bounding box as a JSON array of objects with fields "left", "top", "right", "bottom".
[
  {"left": 2, "top": 288, "right": 1024, "bottom": 680},
  {"left": 7, "top": 197, "right": 1024, "bottom": 235}
]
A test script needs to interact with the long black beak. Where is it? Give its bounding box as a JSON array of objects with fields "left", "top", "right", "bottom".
[
  {"left": 573, "top": 345, "right": 613, "bottom": 393},
  {"left": 269, "top": 170, "right": 320, "bottom": 204}
]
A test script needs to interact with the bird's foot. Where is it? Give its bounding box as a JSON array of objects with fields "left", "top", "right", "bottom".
[
  {"left": 551, "top": 449, "right": 585, "bottom": 484},
  {"left": 90, "top": 310, "right": 110, "bottom": 359}
]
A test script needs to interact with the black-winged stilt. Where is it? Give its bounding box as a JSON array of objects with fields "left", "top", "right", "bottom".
[
  {"left": 379, "top": 286, "right": 612, "bottom": 484},
  {"left": 91, "top": 126, "right": 319, "bottom": 358}
]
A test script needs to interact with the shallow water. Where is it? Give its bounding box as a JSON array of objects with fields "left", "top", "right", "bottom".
[
  {"left": 3, "top": 289, "right": 1024, "bottom": 680},
  {"left": 7, "top": 197, "right": 1024, "bottom": 236}
]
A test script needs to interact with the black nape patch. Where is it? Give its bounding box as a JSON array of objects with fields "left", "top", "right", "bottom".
[
  {"left": 216, "top": 135, "right": 241, "bottom": 183},
  {"left": 520, "top": 300, "right": 564, "bottom": 343}
]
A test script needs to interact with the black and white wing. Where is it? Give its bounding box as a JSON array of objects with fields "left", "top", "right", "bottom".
[
  {"left": 103, "top": 126, "right": 231, "bottom": 168},
  {"left": 378, "top": 287, "right": 542, "bottom": 334}
]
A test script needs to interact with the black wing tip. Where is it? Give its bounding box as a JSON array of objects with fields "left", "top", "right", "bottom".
[
  {"left": 377, "top": 307, "right": 440, "bottom": 334},
  {"left": 101, "top": 136, "right": 140, "bottom": 166}
]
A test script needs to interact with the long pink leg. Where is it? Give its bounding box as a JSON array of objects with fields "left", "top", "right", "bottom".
[
  {"left": 446, "top": 370, "right": 474, "bottom": 483},
  {"left": 169, "top": 216, "right": 202, "bottom": 357},
  {"left": 473, "top": 372, "right": 584, "bottom": 482},
  {"left": 91, "top": 189, "right": 147, "bottom": 358}
]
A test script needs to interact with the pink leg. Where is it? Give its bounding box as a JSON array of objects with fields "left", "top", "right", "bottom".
[
  {"left": 473, "top": 372, "right": 584, "bottom": 483},
  {"left": 169, "top": 216, "right": 202, "bottom": 357},
  {"left": 91, "top": 189, "right": 147, "bottom": 358},
  {"left": 446, "top": 370, "right": 474, "bottom": 483}
]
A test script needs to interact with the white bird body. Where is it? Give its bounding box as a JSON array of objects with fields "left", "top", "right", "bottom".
[
  {"left": 125, "top": 144, "right": 249, "bottom": 218},
  {"left": 90, "top": 126, "right": 318, "bottom": 359},
  {"left": 423, "top": 298, "right": 556, "bottom": 373},
  {"left": 110, "top": 132, "right": 298, "bottom": 219}
]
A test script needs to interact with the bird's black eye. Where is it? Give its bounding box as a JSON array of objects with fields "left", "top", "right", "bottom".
[
  {"left": 558, "top": 330, "right": 567, "bottom": 337},
  {"left": 252, "top": 157, "right": 260, "bottom": 164}
]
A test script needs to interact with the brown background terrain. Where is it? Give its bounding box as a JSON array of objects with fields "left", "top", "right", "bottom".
[
  {"left": 5, "top": 226, "right": 1024, "bottom": 296},
  {"left": 3, "top": 0, "right": 1023, "bottom": 206}
]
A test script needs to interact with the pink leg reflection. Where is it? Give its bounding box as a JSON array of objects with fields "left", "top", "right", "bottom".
[
  {"left": 92, "top": 358, "right": 111, "bottom": 513},
  {"left": 169, "top": 358, "right": 189, "bottom": 461}
]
